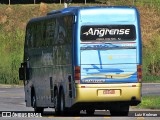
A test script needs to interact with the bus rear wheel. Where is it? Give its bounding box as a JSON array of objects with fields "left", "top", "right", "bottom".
[
  {"left": 32, "top": 94, "right": 44, "bottom": 114},
  {"left": 86, "top": 109, "right": 95, "bottom": 115},
  {"left": 110, "top": 105, "right": 129, "bottom": 116},
  {"left": 59, "top": 90, "right": 67, "bottom": 115},
  {"left": 54, "top": 90, "right": 60, "bottom": 115}
]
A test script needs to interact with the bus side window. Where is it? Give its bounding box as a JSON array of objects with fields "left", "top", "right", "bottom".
[
  {"left": 39, "top": 22, "right": 43, "bottom": 48},
  {"left": 54, "top": 18, "right": 59, "bottom": 45},
  {"left": 25, "top": 28, "right": 33, "bottom": 48},
  {"left": 46, "top": 21, "right": 55, "bottom": 46},
  {"left": 63, "top": 15, "right": 73, "bottom": 44},
  {"left": 56, "top": 17, "right": 66, "bottom": 44},
  {"left": 36, "top": 22, "right": 43, "bottom": 48}
]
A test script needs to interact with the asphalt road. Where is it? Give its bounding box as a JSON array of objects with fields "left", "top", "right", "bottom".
[
  {"left": 0, "top": 83, "right": 160, "bottom": 120},
  {"left": 142, "top": 83, "right": 160, "bottom": 96}
]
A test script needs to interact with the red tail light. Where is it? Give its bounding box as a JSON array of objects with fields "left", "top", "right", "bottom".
[
  {"left": 74, "top": 66, "right": 80, "bottom": 84},
  {"left": 137, "top": 65, "right": 142, "bottom": 82}
]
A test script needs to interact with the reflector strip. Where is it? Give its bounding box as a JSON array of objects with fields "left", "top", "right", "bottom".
[
  {"left": 74, "top": 66, "right": 80, "bottom": 84},
  {"left": 137, "top": 65, "right": 142, "bottom": 82}
]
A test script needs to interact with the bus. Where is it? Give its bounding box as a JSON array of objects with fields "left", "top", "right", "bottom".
[{"left": 19, "top": 6, "right": 142, "bottom": 116}]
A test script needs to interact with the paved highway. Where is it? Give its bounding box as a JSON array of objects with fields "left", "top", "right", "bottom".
[
  {"left": 142, "top": 83, "right": 160, "bottom": 96},
  {"left": 0, "top": 83, "right": 160, "bottom": 120}
]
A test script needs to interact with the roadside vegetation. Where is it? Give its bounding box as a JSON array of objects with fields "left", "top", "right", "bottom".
[
  {"left": 0, "top": 0, "right": 160, "bottom": 84},
  {"left": 136, "top": 96, "right": 160, "bottom": 109}
]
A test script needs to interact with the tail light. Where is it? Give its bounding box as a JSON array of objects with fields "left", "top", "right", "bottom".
[
  {"left": 74, "top": 66, "right": 80, "bottom": 84},
  {"left": 137, "top": 65, "right": 142, "bottom": 82}
]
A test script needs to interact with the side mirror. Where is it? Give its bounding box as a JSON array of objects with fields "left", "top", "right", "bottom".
[
  {"left": 19, "top": 62, "right": 31, "bottom": 80},
  {"left": 19, "top": 66, "right": 25, "bottom": 80}
]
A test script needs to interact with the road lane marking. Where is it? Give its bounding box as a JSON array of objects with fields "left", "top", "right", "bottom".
[
  {"left": 10, "top": 97, "right": 23, "bottom": 98},
  {"left": 0, "top": 91, "right": 7, "bottom": 92},
  {"left": 47, "top": 116, "right": 55, "bottom": 118},
  {"left": 74, "top": 117, "right": 80, "bottom": 119},
  {"left": 136, "top": 117, "right": 145, "bottom": 120},
  {"left": 104, "top": 116, "right": 111, "bottom": 118}
]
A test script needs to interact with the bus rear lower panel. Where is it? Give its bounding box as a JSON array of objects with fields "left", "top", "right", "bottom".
[{"left": 74, "top": 83, "right": 141, "bottom": 108}]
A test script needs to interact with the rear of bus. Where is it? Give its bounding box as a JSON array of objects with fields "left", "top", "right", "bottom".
[{"left": 74, "top": 7, "right": 142, "bottom": 113}]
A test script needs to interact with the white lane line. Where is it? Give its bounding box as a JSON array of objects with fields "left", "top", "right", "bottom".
[
  {"left": 0, "top": 91, "right": 7, "bottom": 93},
  {"left": 9, "top": 97, "right": 23, "bottom": 98}
]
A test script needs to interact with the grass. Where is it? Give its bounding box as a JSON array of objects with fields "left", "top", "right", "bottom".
[
  {"left": 0, "top": 29, "right": 24, "bottom": 84},
  {"left": 0, "top": 2, "right": 160, "bottom": 84},
  {"left": 142, "top": 35, "right": 160, "bottom": 82},
  {"left": 136, "top": 96, "right": 160, "bottom": 109},
  {"left": 143, "top": 76, "right": 160, "bottom": 83}
]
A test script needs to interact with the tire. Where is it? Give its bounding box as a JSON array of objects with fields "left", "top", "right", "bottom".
[
  {"left": 32, "top": 93, "right": 44, "bottom": 114},
  {"left": 59, "top": 90, "right": 67, "bottom": 115},
  {"left": 71, "top": 110, "right": 80, "bottom": 116},
  {"left": 54, "top": 90, "right": 60, "bottom": 115},
  {"left": 86, "top": 109, "right": 95, "bottom": 115},
  {"left": 60, "top": 90, "right": 80, "bottom": 116},
  {"left": 110, "top": 105, "right": 129, "bottom": 116}
]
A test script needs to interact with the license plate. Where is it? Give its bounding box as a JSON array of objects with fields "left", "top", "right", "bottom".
[
  {"left": 98, "top": 89, "right": 120, "bottom": 96},
  {"left": 103, "top": 90, "right": 115, "bottom": 94}
]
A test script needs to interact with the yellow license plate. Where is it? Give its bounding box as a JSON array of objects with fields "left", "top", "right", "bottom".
[{"left": 98, "top": 89, "right": 120, "bottom": 97}]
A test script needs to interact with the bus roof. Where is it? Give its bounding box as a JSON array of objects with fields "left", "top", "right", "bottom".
[
  {"left": 47, "top": 6, "right": 137, "bottom": 15},
  {"left": 28, "top": 6, "right": 138, "bottom": 24},
  {"left": 79, "top": 6, "right": 138, "bottom": 23}
]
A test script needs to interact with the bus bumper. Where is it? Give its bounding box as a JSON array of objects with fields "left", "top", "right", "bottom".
[{"left": 75, "top": 83, "right": 141, "bottom": 106}]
